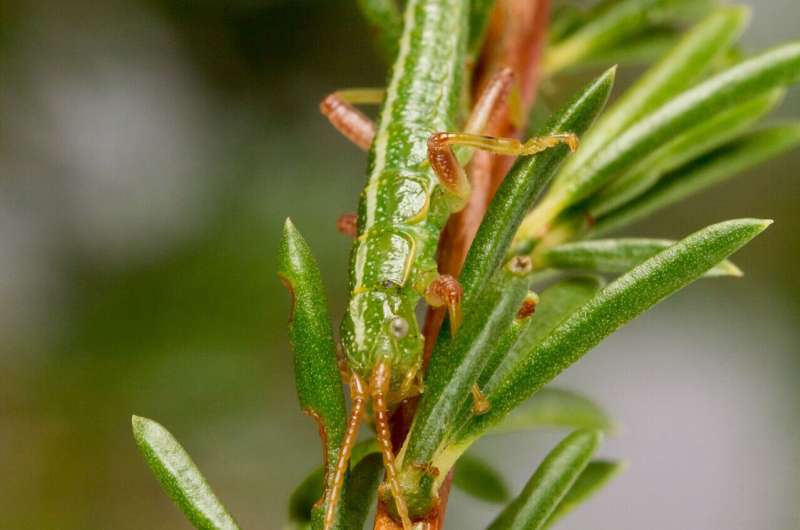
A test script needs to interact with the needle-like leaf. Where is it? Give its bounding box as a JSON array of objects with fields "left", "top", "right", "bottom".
[
  {"left": 553, "top": 6, "right": 749, "bottom": 176},
  {"left": 537, "top": 238, "right": 742, "bottom": 277},
  {"left": 278, "top": 219, "right": 347, "bottom": 526},
  {"left": 486, "top": 430, "right": 603, "bottom": 530},
  {"left": 588, "top": 88, "right": 783, "bottom": 216},
  {"left": 357, "top": 0, "right": 403, "bottom": 61},
  {"left": 543, "top": 0, "right": 719, "bottom": 76},
  {"left": 132, "top": 416, "right": 241, "bottom": 530},
  {"left": 341, "top": 454, "right": 384, "bottom": 530},
  {"left": 593, "top": 124, "right": 800, "bottom": 235},
  {"left": 544, "top": 460, "right": 625, "bottom": 527},
  {"left": 459, "top": 68, "right": 615, "bottom": 312},
  {"left": 527, "top": 41, "right": 800, "bottom": 232},
  {"left": 453, "top": 453, "right": 511, "bottom": 503},
  {"left": 458, "top": 219, "right": 771, "bottom": 447},
  {"left": 488, "top": 388, "right": 614, "bottom": 435}
]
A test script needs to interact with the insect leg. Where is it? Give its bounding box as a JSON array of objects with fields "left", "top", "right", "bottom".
[
  {"left": 428, "top": 130, "right": 578, "bottom": 209},
  {"left": 336, "top": 212, "right": 358, "bottom": 237},
  {"left": 319, "top": 89, "right": 384, "bottom": 150},
  {"left": 323, "top": 373, "right": 368, "bottom": 530},
  {"left": 371, "top": 360, "right": 413, "bottom": 530},
  {"left": 424, "top": 274, "right": 464, "bottom": 333}
]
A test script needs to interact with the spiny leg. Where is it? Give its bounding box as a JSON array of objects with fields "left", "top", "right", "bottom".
[
  {"left": 371, "top": 360, "right": 413, "bottom": 530},
  {"left": 324, "top": 374, "right": 368, "bottom": 530},
  {"left": 319, "top": 89, "right": 384, "bottom": 150},
  {"left": 428, "top": 131, "right": 579, "bottom": 209},
  {"left": 337, "top": 212, "right": 358, "bottom": 237},
  {"left": 424, "top": 274, "right": 463, "bottom": 333}
]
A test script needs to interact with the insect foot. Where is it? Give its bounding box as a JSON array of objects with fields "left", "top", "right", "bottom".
[{"left": 424, "top": 274, "right": 464, "bottom": 333}]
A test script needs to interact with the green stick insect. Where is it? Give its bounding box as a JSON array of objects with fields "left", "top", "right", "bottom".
[{"left": 319, "top": 1, "right": 577, "bottom": 528}]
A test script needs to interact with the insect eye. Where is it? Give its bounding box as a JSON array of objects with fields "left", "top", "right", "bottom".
[{"left": 389, "top": 317, "right": 409, "bottom": 339}]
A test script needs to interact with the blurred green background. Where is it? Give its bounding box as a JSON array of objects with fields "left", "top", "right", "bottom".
[{"left": 0, "top": 0, "right": 797, "bottom": 528}]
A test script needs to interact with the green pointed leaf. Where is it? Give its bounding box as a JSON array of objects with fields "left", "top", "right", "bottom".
[
  {"left": 489, "top": 388, "right": 614, "bottom": 436},
  {"left": 531, "top": 41, "right": 800, "bottom": 230},
  {"left": 453, "top": 453, "right": 511, "bottom": 503},
  {"left": 288, "top": 440, "right": 380, "bottom": 525},
  {"left": 400, "top": 266, "right": 533, "bottom": 513},
  {"left": 545, "top": 460, "right": 625, "bottom": 527},
  {"left": 341, "top": 454, "right": 384, "bottom": 530},
  {"left": 588, "top": 88, "right": 783, "bottom": 216},
  {"left": 357, "top": 0, "right": 402, "bottom": 61},
  {"left": 468, "top": 0, "right": 497, "bottom": 53},
  {"left": 132, "top": 416, "right": 241, "bottom": 530},
  {"left": 561, "top": 26, "right": 681, "bottom": 72},
  {"left": 593, "top": 124, "right": 800, "bottom": 235},
  {"left": 538, "top": 239, "right": 742, "bottom": 278},
  {"left": 460, "top": 219, "right": 771, "bottom": 446},
  {"left": 289, "top": 467, "right": 325, "bottom": 524},
  {"left": 487, "top": 430, "right": 603, "bottom": 530},
  {"left": 543, "top": 0, "right": 719, "bottom": 76},
  {"left": 459, "top": 68, "right": 615, "bottom": 312},
  {"left": 278, "top": 219, "right": 347, "bottom": 525},
  {"left": 555, "top": 6, "right": 748, "bottom": 175}
]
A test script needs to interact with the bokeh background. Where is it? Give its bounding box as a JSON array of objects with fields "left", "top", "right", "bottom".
[{"left": 0, "top": 0, "right": 797, "bottom": 528}]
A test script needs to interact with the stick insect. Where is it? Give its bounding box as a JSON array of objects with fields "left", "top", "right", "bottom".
[{"left": 319, "top": 1, "right": 577, "bottom": 528}]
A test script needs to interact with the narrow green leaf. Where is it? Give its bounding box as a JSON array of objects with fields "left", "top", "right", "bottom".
[
  {"left": 545, "top": 460, "right": 625, "bottom": 527},
  {"left": 357, "top": 0, "right": 402, "bottom": 61},
  {"left": 468, "top": 0, "right": 497, "bottom": 53},
  {"left": 554, "top": 6, "right": 749, "bottom": 178},
  {"left": 537, "top": 239, "right": 742, "bottom": 278},
  {"left": 543, "top": 0, "right": 720, "bottom": 76},
  {"left": 486, "top": 430, "right": 603, "bottom": 530},
  {"left": 341, "top": 454, "right": 384, "bottom": 530},
  {"left": 278, "top": 219, "right": 347, "bottom": 525},
  {"left": 403, "top": 266, "right": 533, "bottom": 480},
  {"left": 453, "top": 453, "right": 511, "bottom": 503},
  {"left": 588, "top": 88, "right": 783, "bottom": 216},
  {"left": 593, "top": 124, "right": 800, "bottom": 235},
  {"left": 287, "top": 440, "right": 380, "bottom": 525},
  {"left": 461, "top": 219, "right": 771, "bottom": 445},
  {"left": 531, "top": 41, "right": 800, "bottom": 229},
  {"left": 560, "top": 26, "right": 680, "bottom": 72},
  {"left": 452, "top": 278, "right": 604, "bottom": 433},
  {"left": 459, "top": 68, "right": 615, "bottom": 312},
  {"left": 132, "top": 416, "right": 241, "bottom": 530},
  {"left": 489, "top": 388, "right": 614, "bottom": 436},
  {"left": 289, "top": 467, "right": 324, "bottom": 524}
]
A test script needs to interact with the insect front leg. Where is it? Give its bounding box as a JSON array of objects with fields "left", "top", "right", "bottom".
[
  {"left": 422, "top": 272, "right": 464, "bottom": 333},
  {"left": 371, "top": 360, "right": 413, "bottom": 530},
  {"left": 320, "top": 88, "right": 385, "bottom": 150},
  {"left": 323, "top": 373, "right": 368, "bottom": 530}
]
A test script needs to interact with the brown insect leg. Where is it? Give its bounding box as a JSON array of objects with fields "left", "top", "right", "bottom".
[
  {"left": 427, "top": 68, "right": 516, "bottom": 212},
  {"left": 424, "top": 274, "right": 463, "bottom": 334},
  {"left": 324, "top": 374, "right": 368, "bottom": 530},
  {"left": 337, "top": 212, "right": 358, "bottom": 237},
  {"left": 372, "top": 361, "right": 413, "bottom": 530},
  {"left": 320, "top": 90, "right": 381, "bottom": 151},
  {"left": 470, "top": 383, "right": 491, "bottom": 415}
]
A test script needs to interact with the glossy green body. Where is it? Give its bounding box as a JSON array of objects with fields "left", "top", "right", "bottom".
[{"left": 340, "top": 0, "right": 469, "bottom": 396}]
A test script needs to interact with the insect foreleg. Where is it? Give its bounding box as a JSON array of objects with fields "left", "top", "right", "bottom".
[
  {"left": 323, "top": 373, "right": 368, "bottom": 530},
  {"left": 423, "top": 273, "right": 464, "bottom": 333},
  {"left": 470, "top": 383, "right": 490, "bottom": 415},
  {"left": 371, "top": 360, "right": 413, "bottom": 530},
  {"left": 320, "top": 89, "right": 384, "bottom": 150}
]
